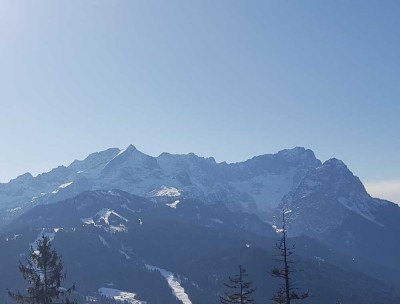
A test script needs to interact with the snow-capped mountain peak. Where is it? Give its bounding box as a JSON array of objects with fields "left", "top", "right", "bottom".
[
  {"left": 279, "top": 157, "right": 387, "bottom": 238},
  {"left": 1, "top": 145, "right": 397, "bottom": 245},
  {"left": 102, "top": 144, "right": 158, "bottom": 174},
  {"left": 276, "top": 147, "right": 321, "bottom": 166}
]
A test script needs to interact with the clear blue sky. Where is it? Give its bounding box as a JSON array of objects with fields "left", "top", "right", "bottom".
[{"left": 0, "top": 1, "right": 399, "bottom": 202}]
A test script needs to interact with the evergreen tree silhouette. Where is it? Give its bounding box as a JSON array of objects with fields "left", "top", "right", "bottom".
[
  {"left": 271, "top": 210, "right": 309, "bottom": 304},
  {"left": 8, "top": 235, "right": 75, "bottom": 304},
  {"left": 220, "top": 265, "right": 256, "bottom": 304}
]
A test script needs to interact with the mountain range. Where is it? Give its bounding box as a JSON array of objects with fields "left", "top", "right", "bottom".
[
  {"left": 0, "top": 146, "right": 326, "bottom": 219},
  {"left": 1, "top": 146, "right": 400, "bottom": 303}
]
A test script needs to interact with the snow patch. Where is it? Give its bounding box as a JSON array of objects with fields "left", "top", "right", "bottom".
[
  {"left": 315, "top": 256, "right": 325, "bottom": 266},
  {"left": 98, "top": 287, "right": 146, "bottom": 304},
  {"left": 166, "top": 200, "right": 180, "bottom": 209},
  {"left": 81, "top": 217, "right": 95, "bottom": 225},
  {"left": 30, "top": 228, "right": 61, "bottom": 251},
  {"left": 6, "top": 234, "right": 22, "bottom": 241},
  {"left": 122, "top": 204, "right": 137, "bottom": 213},
  {"left": 107, "top": 190, "right": 122, "bottom": 197},
  {"left": 338, "top": 197, "right": 383, "bottom": 226},
  {"left": 145, "top": 264, "right": 192, "bottom": 304},
  {"left": 211, "top": 218, "right": 224, "bottom": 225},
  {"left": 99, "top": 235, "right": 110, "bottom": 247},
  {"left": 51, "top": 182, "right": 73, "bottom": 194},
  {"left": 7, "top": 206, "right": 22, "bottom": 213},
  {"left": 109, "top": 225, "right": 128, "bottom": 233},
  {"left": 118, "top": 249, "right": 132, "bottom": 260},
  {"left": 272, "top": 225, "right": 284, "bottom": 233},
  {"left": 229, "top": 170, "right": 296, "bottom": 211},
  {"left": 284, "top": 208, "right": 293, "bottom": 214},
  {"left": 96, "top": 208, "right": 128, "bottom": 225},
  {"left": 81, "top": 209, "right": 128, "bottom": 233},
  {"left": 151, "top": 186, "right": 181, "bottom": 197}
]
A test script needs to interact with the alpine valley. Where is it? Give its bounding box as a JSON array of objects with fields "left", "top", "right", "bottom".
[{"left": 1, "top": 146, "right": 400, "bottom": 303}]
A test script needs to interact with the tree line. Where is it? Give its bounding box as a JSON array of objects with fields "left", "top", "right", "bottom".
[
  {"left": 8, "top": 209, "right": 308, "bottom": 304},
  {"left": 219, "top": 209, "right": 309, "bottom": 304}
]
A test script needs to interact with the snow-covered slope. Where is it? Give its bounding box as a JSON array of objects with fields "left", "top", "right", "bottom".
[
  {"left": 0, "top": 146, "right": 321, "bottom": 223},
  {"left": 2, "top": 144, "right": 397, "bottom": 250},
  {"left": 278, "top": 158, "right": 388, "bottom": 238},
  {"left": 145, "top": 264, "right": 193, "bottom": 304}
]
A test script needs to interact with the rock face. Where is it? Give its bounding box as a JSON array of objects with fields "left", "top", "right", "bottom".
[
  {"left": 278, "top": 158, "right": 384, "bottom": 238},
  {"left": 276, "top": 158, "right": 400, "bottom": 270},
  {"left": 0, "top": 146, "right": 321, "bottom": 221}
]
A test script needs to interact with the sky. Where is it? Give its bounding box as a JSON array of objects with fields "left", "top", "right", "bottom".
[{"left": 0, "top": 1, "right": 399, "bottom": 203}]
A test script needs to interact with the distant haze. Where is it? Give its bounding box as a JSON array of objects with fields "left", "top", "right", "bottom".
[{"left": 365, "top": 181, "right": 400, "bottom": 205}]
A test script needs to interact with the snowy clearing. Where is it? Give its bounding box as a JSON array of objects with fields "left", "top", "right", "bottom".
[
  {"left": 166, "top": 200, "right": 180, "bottom": 209},
  {"left": 98, "top": 287, "right": 145, "bottom": 304},
  {"left": 145, "top": 264, "right": 192, "bottom": 304},
  {"left": 96, "top": 208, "right": 128, "bottom": 224},
  {"left": 81, "top": 208, "right": 129, "bottom": 233}
]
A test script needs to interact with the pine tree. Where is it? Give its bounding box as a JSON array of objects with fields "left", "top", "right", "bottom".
[
  {"left": 8, "top": 235, "right": 75, "bottom": 304},
  {"left": 271, "top": 210, "right": 308, "bottom": 304},
  {"left": 220, "top": 265, "right": 256, "bottom": 304}
]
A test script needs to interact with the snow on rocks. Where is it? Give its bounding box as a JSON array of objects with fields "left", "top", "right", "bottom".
[
  {"left": 7, "top": 206, "right": 22, "bottom": 213},
  {"left": 51, "top": 182, "right": 73, "bottom": 194},
  {"left": 150, "top": 186, "right": 181, "bottom": 197}
]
